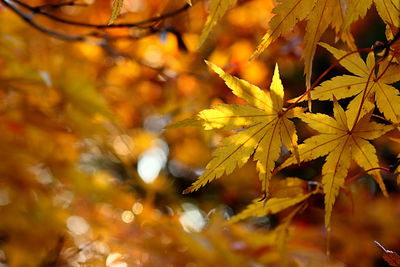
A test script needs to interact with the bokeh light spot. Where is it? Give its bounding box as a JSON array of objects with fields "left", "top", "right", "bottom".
[
  {"left": 121, "top": 210, "right": 134, "bottom": 223},
  {"left": 132, "top": 202, "right": 143, "bottom": 215},
  {"left": 179, "top": 203, "right": 206, "bottom": 233},
  {"left": 0, "top": 189, "right": 10, "bottom": 206},
  {"left": 106, "top": 253, "right": 127, "bottom": 267},
  {"left": 137, "top": 141, "right": 168, "bottom": 183},
  {"left": 66, "top": 216, "right": 90, "bottom": 235}
]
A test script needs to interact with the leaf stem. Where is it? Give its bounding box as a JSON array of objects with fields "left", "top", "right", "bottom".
[
  {"left": 350, "top": 53, "right": 396, "bottom": 132},
  {"left": 371, "top": 114, "right": 392, "bottom": 124},
  {"left": 282, "top": 48, "right": 373, "bottom": 117},
  {"left": 344, "top": 167, "right": 392, "bottom": 184}
]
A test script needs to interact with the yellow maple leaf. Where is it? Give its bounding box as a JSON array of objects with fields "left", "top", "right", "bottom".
[
  {"left": 177, "top": 61, "right": 303, "bottom": 195},
  {"left": 343, "top": 0, "right": 400, "bottom": 32},
  {"left": 250, "top": 0, "right": 355, "bottom": 87},
  {"left": 198, "top": 0, "right": 237, "bottom": 48},
  {"left": 234, "top": 203, "right": 304, "bottom": 265},
  {"left": 276, "top": 98, "right": 392, "bottom": 228},
  {"left": 250, "top": 0, "right": 316, "bottom": 61},
  {"left": 227, "top": 191, "right": 314, "bottom": 224},
  {"left": 374, "top": 0, "right": 400, "bottom": 29},
  {"left": 305, "top": 43, "right": 400, "bottom": 127},
  {"left": 302, "top": 0, "right": 354, "bottom": 87},
  {"left": 342, "top": 0, "right": 373, "bottom": 32}
]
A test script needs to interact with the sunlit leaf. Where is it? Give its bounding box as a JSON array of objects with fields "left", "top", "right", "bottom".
[
  {"left": 301, "top": 43, "right": 400, "bottom": 127},
  {"left": 198, "top": 0, "right": 237, "bottom": 48},
  {"left": 277, "top": 98, "right": 391, "bottom": 227},
  {"left": 250, "top": 0, "right": 316, "bottom": 61},
  {"left": 228, "top": 191, "right": 313, "bottom": 224},
  {"left": 180, "top": 62, "right": 301, "bottom": 195}
]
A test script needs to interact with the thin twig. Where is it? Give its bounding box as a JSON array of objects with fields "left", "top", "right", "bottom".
[
  {"left": 31, "top": 1, "right": 87, "bottom": 12},
  {"left": 10, "top": 0, "right": 190, "bottom": 29},
  {"left": 349, "top": 58, "right": 381, "bottom": 131},
  {"left": 345, "top": 167, "right": 392, "bottom": 184},
  {"left": 1, "top": 0, "right": 190, "bottom": 53},
  {"left": 1, "top": 0, "right": 85, "bottom": 41},
  {"left": 371, "top": 114, "right": 392, "bottom": 124},
  {"left": 350, "top": 52, "right": 396, "bottom": 131},
  {"left": 282, "top": 48, "right": 373, "bottom": 117}
]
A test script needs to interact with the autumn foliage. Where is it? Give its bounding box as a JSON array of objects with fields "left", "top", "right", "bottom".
[{"left": 1, "top": 0, "right": 400, "bottom": 266}]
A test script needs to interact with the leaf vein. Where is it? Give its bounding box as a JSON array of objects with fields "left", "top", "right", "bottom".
[{"left": 202, "top": 118, "right": 277, "bottom": 180}]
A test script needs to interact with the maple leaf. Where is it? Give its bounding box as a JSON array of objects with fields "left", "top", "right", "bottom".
[
  {"left": 341, "top": 0, "right": 373, "bottom": 32},
  {"left": 374, "top": 0, "right": 400, "bottom": 29},
  {"left": 250, "top": 0, "right": 316, "bottom": 61},
  {"left": 198, "top": 0, "right": 236, "bottom": 48},
  {"left": 273, "top": 204, "right": 301, "bottom": 266},
  {"left": 375, "top": 241, "right": 400, "bottom": 267},
  {"left": 276, "top": 98, "right": 392, "bottom": 228},
  {"left": 250, "top": 0, "right": 355, "bottom": 87},
  {"left": 235, "top": 203, "right": 304, "bottom": 266},
  {"left": 343, "top": 0, "right": 400, "bottom": 33},
  {"left": 303, "top": 43, "right": 400, "bottom": 127},
  {"left": 178, "top": 61, "right": 303, "bottom": 195},
  {"left": 228, "top": 191, "right": 314, "bottom": 224},
  {"left": 228, "top": 177, "right": 319, "bottom": 223},
  {"left": 302, "top": 0, "right": 340, "bottom": 87}
]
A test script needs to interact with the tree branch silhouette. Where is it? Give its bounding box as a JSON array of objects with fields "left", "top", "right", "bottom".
[{"left": 0, "top": 0, "right": 191, "bottom": 43}]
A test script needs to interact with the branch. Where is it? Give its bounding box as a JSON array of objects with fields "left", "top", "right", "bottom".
[
  {"left": 0, "top": 0, "right": 191, "bottom": 54},
  {"left": 9, "top": 0, "right": 190, "bottom": 29},
  {"left": 282, "top": 37, "right": 400, "bottom": 118},
  {"left": 345, "top": 167, "right": 392, "bottom": 184},
  {"left": 1, "top": 0, "right": 85, "bottom": 41},
  {"left": 31, "top": 1, "right": 88, "bottom": 12},
  {"left": 282, "top": 48, "right": 373, "bottom": 117}
]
